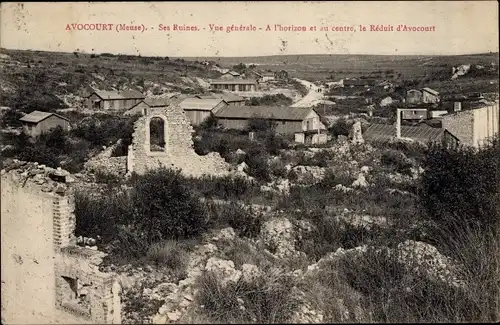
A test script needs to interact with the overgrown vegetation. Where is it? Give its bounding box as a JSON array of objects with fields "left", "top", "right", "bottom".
[
  {"left": 193, "top": 127, "right": 290, "bottom": 182},
  {"left": 1, "top": 114, "right": 139, "bottom": 171},
  {"left": 195, "top": 269, "right": 299, "bottom": 323},
  {"left": 75, "top": 168, "right": 266, "bottom": 264},
  {"left": 246, "top": 94, "right": 293, "bottom": 106}
]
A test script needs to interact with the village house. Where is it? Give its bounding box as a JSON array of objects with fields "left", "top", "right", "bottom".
[
  {"left": 441, "top": 103, "right": 499, "bottom": 148},
  {"left": 406, "top": 89, "right": 423, "bottom": 104},
  {"left": 244, "top": 70, "right": 275, "bottom": 83},
  {"left": 401, "top": 108, "right": 429, "bottom": 121},
  {"left": 210, "top": 79, "right": 259, "bottom": 92},
  {"left": 260, "top": 72, "right": 276, "bottom": 83},
  {"left": 180, "top": 97, "right": 227, "bottom": 126},
  {"left": 212, "top": 105, "right": 327, "bottom": 135},
  {"left": 86, "top": 90, "right": 145, "bottom": 111},
  {"left": 218, "top": 70, "right": 241, "bottom": 80},
  {"left": 123, "top": 98, "right": 170, "bottom": 116},
  {"left": 422, "top": 87, "right": 440, "bottom": 104},
  {"left": 405, "top": 87, "right": 440, "bottom": 105},
  {"left": 19, "top": 110, "right": 71, "bottom": 137}
]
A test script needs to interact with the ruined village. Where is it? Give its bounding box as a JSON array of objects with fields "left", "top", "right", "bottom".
[{"left": 1, "top": 48, "right": 499, "bottom": 324}]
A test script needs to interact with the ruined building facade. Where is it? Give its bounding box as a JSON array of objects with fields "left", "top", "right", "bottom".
[
  {"left": 127, "top": 103, "right": 230, "bottom": 177},
  {"left": 1, "top": 166, "right": 122, "bottom": 324}
]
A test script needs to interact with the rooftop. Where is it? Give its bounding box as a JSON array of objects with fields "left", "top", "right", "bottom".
[
  {"left": 179, "top": 98, "right": 226, "bottom": 111},
  {"left": 363, "top": 123, "right": 444, "bottom": 143},
  {"left": 422, "top": 87, "right": 440, "bottom": 96},
  {"left": 210, "top": 79, "right": 258, "bottom": 85},
  {"left": 144, "top": 98, "right": 170, "bottom": 107},
  {"left": 19, "top": 110, "right": 69, "bottom": 124},
  {"left": 213, "top": 105, "right": 314, "bottom": 121},
  {"left": 91, "top": 90, "right": 145, "bottom": 100},
  {"left": 222, "top": 70, "right": 241, "bottom": 76}
]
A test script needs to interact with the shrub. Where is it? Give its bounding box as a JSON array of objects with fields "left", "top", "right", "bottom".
[
  {"left": 94, "top": 170, "right": 121, "bottom": 184},
  {"left": 380, "top": 149, "right": 413, "bottom": 175},
  {"left": 207, "top": 201, "right": 262, "bottom": 238},
  {"left": 338, "top": 246, "right": 489, "bottom": 322},
  {"left": 187, "top": 174, "right": 255, "bottom": 201},
  {"left": 329, "top": 117, "right": 351, "bottom": 138},
  {"left": 296, "top": 257, "right": 370, "bottom": 323},
  {"left": 218, "top": 238, "right": 273, "bottom": 269},
  {"left": 196, "top": 269, "right": 299, "bottom": 323},
  {"left": 146, "top": 240, "right": 188, "bottom": 280},
  {"left": 296, "top": 210, "right": 398, "bottom": 261},
  {"left": 417, "top": 138, "right": 500, "bottom": 322},
  {"left": 198, "top": 115, "right": 219, "bottom": 130},
  {"left": 0, "top": 109, "right": 24, "bottom": 128},
  {"left": 262, "top": 131, "right": 289, "bottom": 155},
  {"left": 318, "top": 169, "right": 352, "bottom": 188},
  {"left": 421, "top": 138, "right": 499, "bottom": 237},
  {"left": 130, "top": 167, "right": 208, "bottom": 243},
  {"left": 74, "top": 188, "right": 132, "bottom": 242},
  {"left": 245, "top": 145, "right": 272, "bottom": 182},
  {"left": 246, "top": 94, "right": 293, "bottom": 106}
]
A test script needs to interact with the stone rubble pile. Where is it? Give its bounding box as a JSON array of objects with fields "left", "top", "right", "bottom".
[
  {"left": 1, "top": 159, "right": 80, "bottom": 194},
  {"left": 259, "top": 217, "right": 303, "bottom": 259},
  {"left": 396, "top": 240, "right": 466, "bottom": 289},
  {"left": 84, "top": 156, "right": 127, "bottom": 177},
  {"left": 291, "top": 165, "right": 327, "bottom": 182}
]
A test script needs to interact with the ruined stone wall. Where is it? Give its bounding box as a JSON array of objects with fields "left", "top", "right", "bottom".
[
  {"left": 1, "top": 162, "right": 121, "bottom": 324},
  {"left": 127, "top": 104, "right": 230, "bottom": 177},
  {"left": 1, "top": 172, "right": 63, "bottom": 324},
  {"left": 442, "top": 110, "right": 475, "bottom": 147}
]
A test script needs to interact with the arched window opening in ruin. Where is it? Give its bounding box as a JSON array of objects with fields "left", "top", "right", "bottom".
[{"left": 149, "top": 117, "right": 166, "bottom": 152}]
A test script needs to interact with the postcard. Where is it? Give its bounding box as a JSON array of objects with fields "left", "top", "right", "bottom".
[{"left": 1, "top": 1, "right": 499, "bottom": 324}]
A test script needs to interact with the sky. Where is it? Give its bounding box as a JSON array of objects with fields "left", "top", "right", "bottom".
[{"left": 1, "top": 1, "right": 498, "bottom": 57}]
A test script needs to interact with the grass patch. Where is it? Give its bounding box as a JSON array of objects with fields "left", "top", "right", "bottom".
[
  {"left": 146, "top": 240, "right": 189, "bottom": 281},
  {"left": 196, "top": 268, "right": 299, "bottom": 323}
]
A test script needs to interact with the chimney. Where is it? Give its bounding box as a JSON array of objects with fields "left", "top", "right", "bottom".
[
  {"left": 396, "top": 108, "right": 402, "bottom": 138},
  {"left": 454, "top": 102, "right": 462, "bottom": 112}
]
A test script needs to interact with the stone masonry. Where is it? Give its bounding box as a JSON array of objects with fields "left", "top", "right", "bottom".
[
  {"left": 127, "top": 103, "right": 230, "bottom": 177},
  {"left": 1, "top": 162, "right": 121, "bottom": 324}
]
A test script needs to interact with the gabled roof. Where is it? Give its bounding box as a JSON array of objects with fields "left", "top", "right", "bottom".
[
  {"left": 222, "top": 70, "right": 241, "bottom": 76},
  {"left": 422, "top": 87, "right": 440, "bottom": 96},
  {"left": 19, "top": 110, "right": 69, "bottom": 124},
  {"left": 144, "top": 98, "right": 170, "bottom": 107},
  {"left": 213, "top": 105, "right": 314, "bottom": 121},
  {"left": 210, "top": 79, "right": 258, "bottom": 85},
  {"left": 179, "top": 98, "right": 226, "bottom": 111},
  {"left": 363, "top": 123, "right": 444, "bottom": 143},
  {"left": 407, "top": 89, "right": 423, "bottom": 93},
  {"left": 90, "top": 90, "right": 145, "bottom": 100}
]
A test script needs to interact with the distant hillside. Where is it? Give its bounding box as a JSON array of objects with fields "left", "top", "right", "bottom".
[
  {"left": 0, "top": 49, "right": 220, "bottom": 112},
  {"left": 178, "top": 53, "right": 500, "bottom": 82}
]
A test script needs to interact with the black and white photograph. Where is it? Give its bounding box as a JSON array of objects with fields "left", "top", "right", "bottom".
[{"left": 0, "top": 1, "right": 499, "bottom": 324}]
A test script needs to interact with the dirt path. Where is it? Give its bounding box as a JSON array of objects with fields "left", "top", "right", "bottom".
[{"left": 291, "top": 78, "right": 325, "bottom": 108}]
